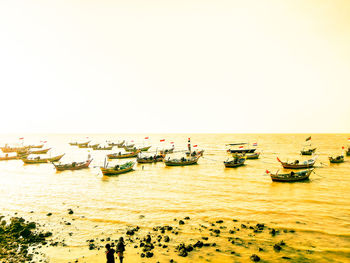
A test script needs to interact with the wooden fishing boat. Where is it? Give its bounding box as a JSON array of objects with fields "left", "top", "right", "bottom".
[
  {"left": 108, "top": 140, "right": 125, "bottom": 147},
  {"left": 0, "top": 154, "right": 18, "bottom": 161},
  {"left": 227, "top": 143, "right": 256, "bottom": 154},
  {"left": 122, "top": 144, "right": 135, "bottom": 150},
  {"left": 52, "top": 159, "right": 93, "bottom": 171},
  {"left": 329, "top": 155, "right": 344, "bottom": 163},
  {"left": 22, "top": 154, "right": 65, "bottom": 164},
  {"left": 159, "top": 147, "right": 175, "bottom": 154},
  {"left": 88, "top": 144, "right": 100, "bottom": 148},
  {"left": 0, "top": 145, "right": 29, "bottom": 153},
  {"left": 300, "top": 148, "right": 316, "bottom": 155},
  {"left": 92, "top": 145, "right": 113, "bottom": 150},
  {"left": 77, "top": 141, "right": 90, "bottom": 148},
  {"left": 69, "top": 142, "right": 78, "bottom": 146},
  {"left": 139, "top": 146, "right": 151, "bottom": 152},
  {"left": 27, "top": 144, "right": 44, "bottom": 149},
  {"left": 266, "top": 169, "right": 313, "bottom": 182},
  {"left": 224, "top": 156, "right": 246, "bottom": 168},
  {"left": 246, "top": 152, "right": 260, "bottom": 159},
  {"left": 107, "top": 150, "right": 140, "bottom": 159},
  {"left": 125, "top": 146, "right": 151, "bottom": 152},
  {"left": 100, "top": 161, "right": 135, "bottom": 176},
  {"left": 137, "top": 154, "right": 165, "bottom": 163},
  {"left": 164, "top": 155, "right": 200, "bottom": 166},
  {"left": 186, "top": 150, "right": 205, "bottom": 157},
  {"left": 277, "top": 156, "right": 317, "bottom": 169},
  {"left": 29, "top": 148, "right": 51, "bottom": 154}
]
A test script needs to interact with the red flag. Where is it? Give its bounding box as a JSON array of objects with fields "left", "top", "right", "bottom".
[
  {"left": 160, "top": 139, "right": 165, "bottom": 142},
  {"left": 305, "top": 136, "right": 311, "bottom": 141},
  {"left": 277, "top": 157, "right": 281, "bottom": 162},
  {"left": 342, "top": 146, "right": 345, "bottom": 149},
  {"left": 40, "top": 141, "right": 47, "bottom": 143},
  {"left": 19, "top": 137, "right": 24, "bottom": 140},
  {"left": 193, "top": 145, "right": 198, "bottom": 147},
  {"left": 131, "top": 140, "right": 134, "bottom": 142},
  {"left": 266, "top": 170, "right": 270, "bottom": 174},
  {"left": 239, "top": 146, "right": 243, "bottom": 148},
  {"left": 170, "top": 142, "right": 174, "bottom": 144},
  {"left": 144, "top": 137, "right": 149, "bottom": 139}
]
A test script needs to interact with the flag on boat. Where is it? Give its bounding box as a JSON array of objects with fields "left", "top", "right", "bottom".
[
  {"left": 170, "top": 142, "right": 174, "bottom": 144},
  {"left": 253, "top": 143, "right": 258, "bottom": 146},
  {"left": 239, "top": 146, "right": 244, "bottom": 148},
  {"left": 277, "top": 157, "right": 281, "bottom": 162},
  {"left": 305, "top": 136, "right": 311, "bottom": 141},
  {"left": 348, "top": 138, "right": 350, "bottom": 141},
  {"left": 193, "top": 145, "right": 198, "bottom": 147},
  {"left": 266, "top": 170, "right": 270, "bottom": 174},
  {"left": 40, "top": 141, "right": 47, "bottom": 143},
  {"left": 342, "top": 146, "right": 345, "bottom": 149},
  {"left": 19, "top": 137, "right": 24, "bottom": 140},
  {"left": 144, "top": 137, "right": 149, "bottom": 139},
  {"left": 160, "top": 139, "right": 165, "bottom": 142}
]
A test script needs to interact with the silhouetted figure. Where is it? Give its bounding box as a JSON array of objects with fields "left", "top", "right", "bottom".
[
  {"left": 116, "top": 237, "right": 125, "bottom": 263},
  {"left": 105, "top": 244, "right": 115, "bottom": 263}
]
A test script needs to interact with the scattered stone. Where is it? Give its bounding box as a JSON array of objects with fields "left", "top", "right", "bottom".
[
  {"left": 250, "top": 254, "right": 260, "bottom": 262},
  {"left": 179, "top": 220, "right": 185, "bottom": 225},
  {"left": 216, "top": 220, "right": 224, "bottom": 224},
  {"left": 68, "top": 209, "right": 74, "bottom": 215},
  {"left": 46, "top": 213, "right": 52, "bottom": 216}
]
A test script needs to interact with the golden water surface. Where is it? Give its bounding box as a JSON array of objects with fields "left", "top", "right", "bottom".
[{"left": 0, "top": 134, "right": 349, "bottom": 262}]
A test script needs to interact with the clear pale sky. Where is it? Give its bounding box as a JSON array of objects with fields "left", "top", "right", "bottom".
[{"left": 1, "top": 0, "right": 349, "bottom": 133}]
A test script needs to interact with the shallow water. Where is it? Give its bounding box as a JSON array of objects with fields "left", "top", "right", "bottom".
[{"left": 0, "top": 133, "right": 349, "bottom": 262}]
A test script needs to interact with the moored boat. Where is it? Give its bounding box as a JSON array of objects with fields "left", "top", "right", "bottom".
[
  {"left": 246, "top": 152, "right": 260, "bottom": 159},
  {"left": 107, "top": 150, "right": 140, "bottom": 159},
  {"left": 22, "top": 154, "right": 65, "bottom": 164},
  {"left": 88, "top": 143, "right": 100, "bottom": 148},
  {"left": 0, "top": 145, "right": 30, "bottom": 153},
  {"left": 0, "top": 154, "right": 18, "bottom": 161},
  {"left": 224, "top": 156, "right": 246, "bottom": 168},
  {"left": 329, "top": 155, "right": 344, "bottom": 163},
  {"left": 92, "top": 145, "right": 113, "bottom": 150},
  {"left": 100, "top": 161, "right": 135, "bottom": 176},
  {"left": 29, "top": 148, "right": 51, "bottom": 154},
  {"left": 301, "top": 148, "right": 316, "bottom": 155},
  {"left": 77, "top": 141, "right": 90, "bottom": 148},
  {"left": 266, "top": 169, "right": 313, "bottom": 182},
  {"left": 277, "top": 156, "right": 317, "bottom": 169},
  {"left": 26, "top": 144, "right": 44, "bottom": 149},
  {"left": 52, "top": 159, "right": 93, "bottom": 171},
  {"left": 226, "top": 143, "right": 256, "bottom": 154},
  {"left": 164, "top": 155, "right": 200, "bottom": 166},
  {"left": 137, "top": 153, "right": 165, "bottom": 163}
]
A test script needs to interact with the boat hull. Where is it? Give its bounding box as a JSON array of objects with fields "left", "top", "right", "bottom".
[
  {"left": 270, "top": 169, "right": 313, "bottom": 182},
  {"left": 228, "top": 149, "right": 256, "bottom": 154},
  {"left": 100, "top": 166, "right": 133, "bottom": 176},
  {"left": 53, "top": 159, "right": 92, "bottom": 171}
]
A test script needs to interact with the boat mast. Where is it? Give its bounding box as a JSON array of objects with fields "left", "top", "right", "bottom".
[{"left": 188, "top": 138, "right": 191, "bottom": 154}]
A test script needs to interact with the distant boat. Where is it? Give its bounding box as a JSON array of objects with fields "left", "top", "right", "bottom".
[
  {"left": 227, "top": 143, "right": 256, "bottom": 154},
  {"left": 22, "top": 154, "right": 65, "bottom": 164},
  {"left": 266, "top": 169, "right": 313, "bottom": 182},
  {"left": 300, "top": 148, "right": 316, "bottom": 155},
  {"left": 224, "top": 155, "right": 246, "bottom": 168},
  {"left": 29, "top": 148, "right": 51, "bottom": 155},
  {"left": 164, "top": 155, "right": 200, "bottom": 166},
  {"left": 159, "top": 147, "right": 175, "bottom": 154},
  {"left": 277, "top": 156, "right": 317, "bottom": 169},
  {"left": 100, "top": 161, "right": 135, "bottom": 176},
  {"left": 69, "top": 142, "right": 78, "bottom": 146},
  {"left": 26, "top": 144, "right": 44, "bottom": 149},
  {"left": 88, "top": 143, "right": 100, "bottom": 148},
  {"left": 92, "top": 145, "right": 113, "bottom": 150},
  {"left": 0, "top": 154, "right": 19, "bottom": 161},
  {"left": 0, "top": 145, "right": 30, "bottom": 153},
  {"left": 52, "top": 159, "right": 93, "bottom": 171},
  {"left": 124, "top": 145, "right": 151, "bottom": 152},
  {"left": 329, "top": 155, "right": 344, "bottom": 163},
  {"left": 107, "top": 150, "right": 140, "bottom": 159},
  {"left": 246, "top": 152, "right": 260, "bottom": 159},
  {"left": 137, "top": 153, "right": 165, "bottom": 163},
  {"left": 77, "top": 141, "right": 90, "bottom": 148}
]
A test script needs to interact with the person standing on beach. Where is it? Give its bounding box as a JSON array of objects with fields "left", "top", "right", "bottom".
[
  {"left": 105, "top": 243, "right": 115, "bottom": 263},
  {"left": 116, "top": 237, "right": 126, "bottom": 263}
]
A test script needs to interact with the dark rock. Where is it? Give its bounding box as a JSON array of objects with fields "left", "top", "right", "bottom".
[
  {"left": 202, "top": 237, "right": 208, "bottom": 240},
  {"left": 184, "top": 216, "right": 190, "bottom": 220},
  {"left": 258, "top": 247, "right": 264, "bottom": 251},
  {"left": 241, "top": 224, "right": 247, "bottom": 228},
  {"left": 216, "top": 220, "right": 224, "bottom": 223},
  {"left": 194, "top": 241, "right": 203, "bottom": 248},
  {"left": 68, "top": 209, "right": 74, "bottom": 215},
  {"left": 146, "top": 252, "right": 153, "bottom": 258},
  {"left": 140, "top": 253, "right": 145, "bottom": 258},
  {"left": 273, "top": 244, "right": 282, "bottom": 251},
  {"left": 250, "top": 254, "right": 260, "bottom": 262},
  {"left": 46, "top": 213, "right": 52, "bottom": 216},
  {"left": 282, "top": 256, "right": 291, "bottom": 259},
  {"left": 178, "top": 249, "right": 188, "bottom": 257},
  {"left": 164, "top": 236, "right": 170, "bottom": 242},
  {"left": 179, "top": 220, "right": 185, "bottom": 225}
]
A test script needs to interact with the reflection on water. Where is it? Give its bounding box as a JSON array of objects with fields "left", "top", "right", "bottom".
[{"left": 0, "top": 134, "right": 349, "bottom": 262}]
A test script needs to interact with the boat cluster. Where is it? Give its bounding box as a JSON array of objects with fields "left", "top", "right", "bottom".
[{"left": 1, "top": 136, "right": 349, "bottom": 181}]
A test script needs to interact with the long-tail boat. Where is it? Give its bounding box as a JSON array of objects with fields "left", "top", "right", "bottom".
[
  {"left": 92, "top": 145, "right": 113, "bottom": 150},
  {"left": 329, "top": 155, "right": 344, "bottom": 163},
  {"left": 246, "top": 152, "right": 260, "bottom": 159},
  {"left": 0, "top": 145, "right": 30, "bottom": 153},
  {"left": 108, "top": 140, "right": 125, "bottom": 147},
  {"left": 26, "top": 144, "right": 44, "bottom": 149},
  {"left": 277, "top": 156, "right": 317, "bottom": 169},
  {"left": 100, "top": 161, "right": 135, "bottom": 176},
  {"left": 88, "top": 143, "right": 100, "bottom": 148},
  {"left": 266, "top": 169, "right": 314, "bottom": 182},
  {"left": 224, "top": 156, "right": 246, "bottom": 168},
  {"left": 52, "top": 159, "right": 93, "bottom": 171},
  {"left": 107, "top": 150, "right": 140, "bottom": 159},
  {"left": 137, "top": 153, "right": 165, "bottom": 163},
  {"left": 227, "top": 143, "right": 256, "bottom": 154},
  {"left": 301, "top": 148, "right": 316, "bottom": 155},
  {"left": 22, "top": 154, "right": 65, "bottom": 164},
  {"left": 164, "top": 155, "right": 200, "bottom": 166},
  {"left": 0, "top": 154, "right": 18, "bottom": 161},
  {"left": 29, "top": 148, "right": 51, "bottom": 154},
  {"left": 159, "top": 147, "right": 175, "bottom": 154},
  {"left": 77, "top": 141, "right": 90, "bottom": 148},
  {"left": 69, "top": 142, "right": 78, "bottom": 146},
  {"left": 122, "top": 144, "right": 135, "bottom": 150},
  {"left": 125, "top": 146, "right": 151, "bottom": 152}
]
